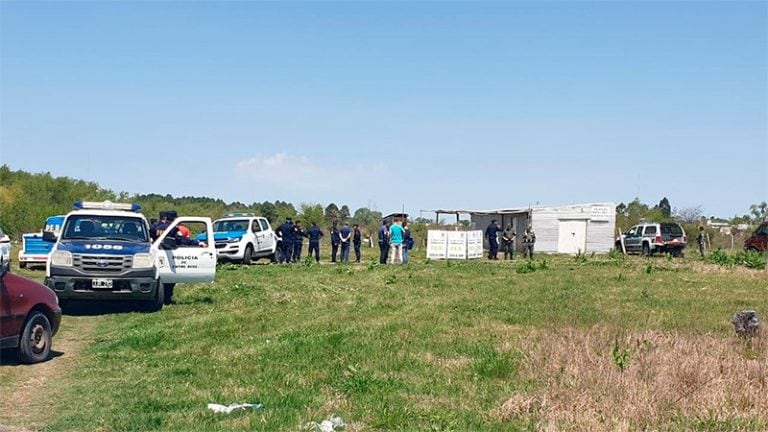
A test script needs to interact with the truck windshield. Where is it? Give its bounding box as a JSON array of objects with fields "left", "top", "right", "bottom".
[
  {"left": 214, "top": 219, "right": 249, "bottom": 232},
  {"left": 61, "top": 215, "right": 149, "bottom": 242}
]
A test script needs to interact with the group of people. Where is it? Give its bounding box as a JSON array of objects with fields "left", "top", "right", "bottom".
[
  {"left": 149, "top": 210, "right": 206, "bottom": 248},
  {"left": 377, "top": 219, "right": 415, "bottom": 264},
  {"left": 275, "top": 218, "right": 366, "bottom": 264},
  {"left": 484, "top": 219, "right": 536, "bottom": 260}
]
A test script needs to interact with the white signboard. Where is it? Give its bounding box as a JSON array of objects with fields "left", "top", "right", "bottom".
[
  {"left": 447, "top": 231, "right": 467, "bottom": 259},
  {"left": 427, "top": 230, "right": 448, "bottom": 260},
  {"left": 591, "top": 206, "right": 611, "bottom": 221},
  {"left": 467, "top": 230, "right": 483, "bottom": 259}
]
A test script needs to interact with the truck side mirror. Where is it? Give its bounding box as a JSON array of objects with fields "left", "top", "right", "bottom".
[{"left": 42, "top": 231, "right": 57, "bottom": 242}]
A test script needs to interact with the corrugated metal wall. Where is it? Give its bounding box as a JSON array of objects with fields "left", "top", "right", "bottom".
[{"left": 470, "top": 203, "right": 616, "bottom": 255}]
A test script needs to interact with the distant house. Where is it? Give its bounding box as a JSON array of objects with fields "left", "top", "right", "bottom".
[{"left": 431, "top": 202, "right": 616, "bottom": 255}]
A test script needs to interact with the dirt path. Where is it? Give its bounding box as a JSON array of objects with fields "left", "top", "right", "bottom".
[{"left": 0, "top": 315, "right": 99, "bottom": 432}]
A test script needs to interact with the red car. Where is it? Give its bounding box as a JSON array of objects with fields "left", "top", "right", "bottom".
[
  {"left": 744, "top": 222, "right": 768, "bottom": 253},
  {"left": 1, "top": 260, "right": 62, "bottom": 363}
]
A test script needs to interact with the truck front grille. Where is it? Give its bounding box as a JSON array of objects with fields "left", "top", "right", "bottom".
[{"left": 72, "top": 254, "right": 132, "bottom": 273}]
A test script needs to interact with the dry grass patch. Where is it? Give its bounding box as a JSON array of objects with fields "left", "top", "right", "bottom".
[
  {"left": 496, "top": 326, "right": 767, "bottom": 431},
  {"left": 419, "top": 351, "right": 472, "bottom": 371}
]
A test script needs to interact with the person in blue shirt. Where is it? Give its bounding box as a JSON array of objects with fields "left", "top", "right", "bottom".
[
  {"left": 292, "top": 220, "right": 305, "bottom": 262},
  {"left": 378, "top": 221, "right": 390, "bottom": 264},
  {"left": 353, "top": 224, "right": 362, "bottom": 263},
  {"left": 339, "top": 222, "right": 352, "bottom": 263},
  {"left": 389, "top": 220, "right": 405, "bottom": 264},
  {"left": 330, "top": 223, "right": 341, "bottom": 263},
  {"left": 402, "top": 221, "right": 413, "bottom": 264},
  {"left": 278, "top": 218, "right": 294, "bottom": 263},
  {"left": 306, "top": 222, "right": 324, "bottom": 263},
  {"left": 485, "top": 219, "right": 502, "bottom": 260}
]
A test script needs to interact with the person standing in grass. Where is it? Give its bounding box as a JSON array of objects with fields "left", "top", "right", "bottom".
[
  {"left": 402, "top": 221, "right": 413, "bottom": 264},
  {"left": 339, "top": 222, "right": 352, "bottom": 263},
  {"left": 306, "top": 222, "right": 324, "bottom": 263},
  {"left": 292, "top": 220, "right": 305, "bottom": 263},
  {"left": 485, "top": 219, "right": 502, "bottom": 260},
  {"left": 389, "top": 220, "right": 405, "bottom": 264},
  {"left": 330, "top": 223, "right": 341, "bottom": 263},
  {"left": 378, "top": 220, "right": 390, "bottom": 264},
  {"left": 278, "top": 217, "right": 294, "bottom": 263},
  {"left": 353, "top": 224, "right": 362, "bottom": 263},
  {"left": 697, "top": 226, "right": 706, "bottom": 257},
  {"left": 502, "top": 224, "right": 516, "bottom": 260},
  {"left": 523, "top": 226, "right": 536, "bottom": 260}
]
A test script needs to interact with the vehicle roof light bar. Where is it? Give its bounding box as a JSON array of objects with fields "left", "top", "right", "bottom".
[
  {"left": 74, "top": 200, "right": 142, "bottom": 212},
  {"left": 224, "top": 212, "right": 255, "bottom": 217}
]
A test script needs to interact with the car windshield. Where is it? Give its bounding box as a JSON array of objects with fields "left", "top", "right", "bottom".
[
  {"left": 61, "top": 215, "right": 149, "bottom": 242},
  {"left": 214, "top": 219, "right": 249, "bottom": 232},
  {"left": 661, "top": 223, "right": 684, "bottom": 235}
]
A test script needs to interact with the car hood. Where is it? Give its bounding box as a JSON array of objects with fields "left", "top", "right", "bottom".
[
  {"left": 56, "top": 240, "right": 151, "bottom": 255},
  {"left": 196, "top": 230, "right": 247, "bottom": 242}
]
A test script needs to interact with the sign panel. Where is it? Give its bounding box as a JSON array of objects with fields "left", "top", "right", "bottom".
[
  {"left": 426, "top": 230, "right": 448, "bottom": 260},
  {"left": 591, "top": 206, "right": 611, "bottom": 221},
  {"left": 467, "top": 230, "right": 483, "bottom": 259},
  {"left": 447, "top": 231, "right": 467, "bottom": 259}
]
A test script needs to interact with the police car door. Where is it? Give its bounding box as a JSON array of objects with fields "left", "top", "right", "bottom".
[
  {"left": 256, "top": 218, "right": 273, "bottom": 253},
  {"left": 152, "top": 217, "right": 216, "bottom": 284}
]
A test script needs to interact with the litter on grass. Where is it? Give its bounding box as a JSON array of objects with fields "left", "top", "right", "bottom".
[
  {"left": 207, "top": 403, "right": 263, "bottom": 414},
  {"left": 304, "top": 416, "right": 345, "bottom": 432}
]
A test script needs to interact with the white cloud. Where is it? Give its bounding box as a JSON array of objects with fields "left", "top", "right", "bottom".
[{"left": 234, "top": 152, "right": 389, "bottom": 192}]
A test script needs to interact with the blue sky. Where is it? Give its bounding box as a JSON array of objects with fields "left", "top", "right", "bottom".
[{"left": 1, "top": 1, "right": 766, "bottom": 219}]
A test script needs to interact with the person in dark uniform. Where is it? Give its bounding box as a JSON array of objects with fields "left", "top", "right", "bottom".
[
  {"left": 485, "top": 219, "right": 502, "bottom": 260},
  {"left": 353, "top": 224, "right": 362, "bottom": 263},
  {"left": 330, "top": 223, "right": 341, "bottom": 263},
  {"left": 402, "top": 221, "right": 413, "bottom": 264},
  {"left": 292, "top": 220, "right": 305, "bottom": 262},
  {"left": 378, "top": 220, "right": 390, "bottom": 264},
  {"left": 502, "top": 224, "right": 516, "bottom": 260},
  {"left": 697, "top": 226, "right": 706, "bottom": 257},
  {"left": 150, "top": 212, "right": 169, "bottom": 241},
  {"left": 307, "top": 222, "right": 324, "bottom": 263},
  {"left": 278, "top": 217, "right": 294, "bottom": 263},
  {"left": 523, "top": 226, "right": 536, "bottom": 260},
  {"left": 339, "top": 222, "right": 352, "bottom": 263}
]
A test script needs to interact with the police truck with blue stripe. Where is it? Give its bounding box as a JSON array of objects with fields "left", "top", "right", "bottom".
[{"left": 44, "top": 201, "right": 216, "bottom": 311}]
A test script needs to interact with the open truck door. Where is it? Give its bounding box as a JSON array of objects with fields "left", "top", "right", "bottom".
[{"left": 152, "top": 217, "right": 216, "bottom": 284}]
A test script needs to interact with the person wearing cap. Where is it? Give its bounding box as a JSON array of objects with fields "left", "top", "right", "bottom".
[
  {"left": 292, "top": 220, "right": 305, "bottom": 262},
  {"left": 523, "top": 226, "right": 536, "bottom": 259},
  {"left": 502, "top": 224, "right": 516, "bottom": 260},
  {"left": 150, "top": 212, "right": 169, "bottom": 241},
  {"left": 278, "top": 217, "right": 294, "bottom": 263},
  {"left": 485, "top": 219, "right": 502, "bottom": 260}
]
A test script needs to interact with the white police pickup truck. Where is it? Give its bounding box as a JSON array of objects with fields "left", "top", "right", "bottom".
[
  {"left": 196, "top": 213, "right": 277, "bottom": 264},
  {"left": 44, "top": 201, "right": 216, "bottom": 311}
]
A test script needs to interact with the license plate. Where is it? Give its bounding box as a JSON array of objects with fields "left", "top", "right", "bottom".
[{"left": 92, "top": 278, "right": 113, "bottom": 289}]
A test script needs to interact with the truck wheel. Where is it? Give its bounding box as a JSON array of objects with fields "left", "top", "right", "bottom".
[
  {"left": 19, "top": 311, "right": 52, "bottom": 364},
  {"left": 19, "top": 262, "right": 27, "bottom": 269},
  {"left": 144, "top": 283, "right": 165, "bottom": 312},
  {"left": 242, "top": 245, "right": 253, "bottom": 265},
  {"left": 642, "top": 243, "right": 651, "bottom": 257}
]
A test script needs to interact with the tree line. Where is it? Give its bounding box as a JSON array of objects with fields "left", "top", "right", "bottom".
[{"left": 0, "top": 166, "right": 391, "bottom": 238}]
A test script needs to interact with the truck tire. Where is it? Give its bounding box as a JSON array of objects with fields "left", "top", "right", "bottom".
[
  {"left": 19, "top": 311, "right": 52, "bottom": 364},
  {"left": 242, "top": 244, "right": 253, "bottom": 265},
  {"left": 144, "top": 283, "right": 164, "bottom": 312},
  {"left": 19, "top": 262, "right": 26, "bottom": 269}
]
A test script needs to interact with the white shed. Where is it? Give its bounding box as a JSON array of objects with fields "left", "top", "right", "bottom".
[{"left": 452, "top": 202, "right": 616, "bottom": 255}]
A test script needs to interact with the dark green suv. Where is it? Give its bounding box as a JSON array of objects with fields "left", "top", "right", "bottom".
[{"left": 617, "top": 222, "right": 687, "bottom": 256}]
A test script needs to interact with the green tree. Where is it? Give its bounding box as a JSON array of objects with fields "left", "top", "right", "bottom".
[
  {"left": 750, "top": 202, "right": 768, "bottom": 222},
  {"left": 299, "top": 203, "right": 324, "bottom": 227}
]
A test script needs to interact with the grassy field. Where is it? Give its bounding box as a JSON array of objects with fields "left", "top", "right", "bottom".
[{"left": 1, "top": 250, "right": 767, "bottom": 431}]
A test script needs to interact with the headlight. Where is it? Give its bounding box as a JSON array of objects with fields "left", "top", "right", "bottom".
[
  {"left": 51, "top": 250, "right": 73, "bottom": 267},
  {"left": 227, "top": 237, "right": 242, "bottom": 243},
  {"left": 132, "top": 253, "right": 154, "bottom": 269}
]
